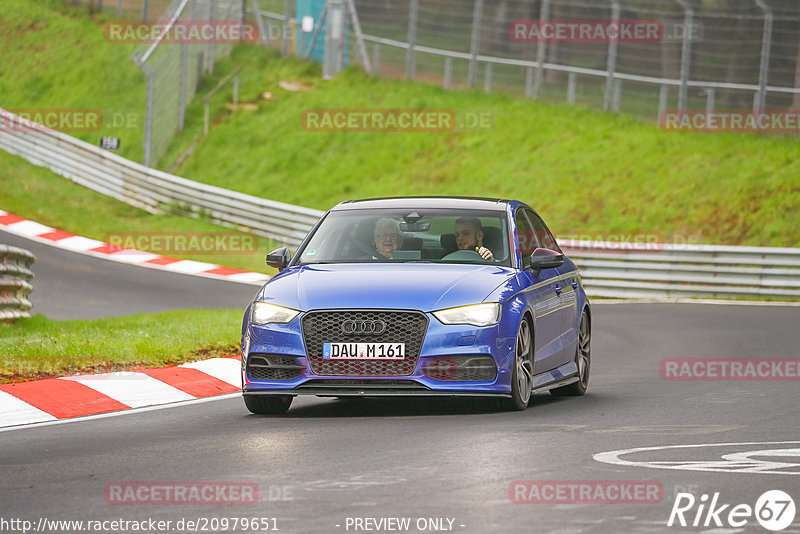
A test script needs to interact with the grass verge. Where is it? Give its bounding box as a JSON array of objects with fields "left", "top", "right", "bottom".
[{"left": 0, "top": 310, "right": 242, "bottom": 383}]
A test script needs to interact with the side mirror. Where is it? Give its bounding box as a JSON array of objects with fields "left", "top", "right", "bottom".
[
  {"left": 527, "top": 248, "right": 564, "bottom": 271},
  {"left": 266, "top": 247, "right": 292, "bottom": 271}
]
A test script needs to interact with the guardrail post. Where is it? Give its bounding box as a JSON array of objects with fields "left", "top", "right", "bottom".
[
  {"left": 405, "top": 0, "right": 419, "bottom": 80},
  {"left": 753, "top": 0, "right": 773, "bottom": 112},
  {"left": 604, "top": 1, "right": 620, "bottom": 111},
  {"left": 533, "top": 0, "right": 550, "bottom": 98},
  {"left": 467, "top": 0, "right": 484, "bottom": 88},
  {"left": 676, "top": 0, "right": 694, "bottom": 112}
]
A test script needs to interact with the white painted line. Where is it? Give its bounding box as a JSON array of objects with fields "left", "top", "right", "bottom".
[
  {"left": 5, "top": 220, "right": 53, "bottom": 237},
  {"left": 180, "top": 358, "right": 242, "bottom": 388},
  {"left": 0, "top": 390, "right": 58, "bottom": 426},
  {"left": 594, "top": 441, "right": 800, "bottom": 475},
  {"left": 0, "top": 393, "right": 241, "bottom": 433},
  {"left": 60, "top": 372, "right": 194, "bottom": 408}
]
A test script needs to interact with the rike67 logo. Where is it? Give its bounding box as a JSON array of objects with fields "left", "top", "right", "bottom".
[{"left": 668, "top": 490, "right": 796, "bottom": 531}]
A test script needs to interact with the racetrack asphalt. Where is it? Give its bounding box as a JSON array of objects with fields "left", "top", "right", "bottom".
[
  {"left": 2, "top": 231, "right": 800, "bottom": 533},
  {"left": 0, "top": 228, "right": 259, "bottom": 319}
]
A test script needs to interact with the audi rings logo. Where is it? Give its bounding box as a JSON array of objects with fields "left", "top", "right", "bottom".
[{"left": 342, "top": 319, "right": 387, "bottom": 335}]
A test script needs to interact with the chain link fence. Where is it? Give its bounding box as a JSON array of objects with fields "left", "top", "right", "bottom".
[
  {"left": 253, "top": 0, "right": 800, "bottom": 121},
  {"left": 69, "top": 0, "right": 246, "bottom": 165}
]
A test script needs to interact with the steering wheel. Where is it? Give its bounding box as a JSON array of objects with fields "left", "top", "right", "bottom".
[
  {"left": 441, "top": 249, "right": 483, "bottom": 261},
  {"left": 347, "top": 236, "right": 390, "bottom": 261}
]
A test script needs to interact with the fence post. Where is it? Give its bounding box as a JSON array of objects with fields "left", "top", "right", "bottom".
[
  {"left": 533, "top": 0, "right": 550, "bottom": 98},
  {"left": 323, "top": 0, "right": 345, "bottom": 79},
  {"left": 406, "top": 0, "right": 419, "bottom": 80},
  {"left": 705, "top": 87, "right": 715, "bottom": 113},
  {"left": 658, "top": 84, "right": 668, "bottom": 121},
  {"left": 612, "top": 78, "right": 622, "bottom": 112},
  {"left": 484, "top": 62, "right": 493, "bottom": 91},
  {"left": 372, "top": 42, "right": 381, "bottom": 75},
  {"left": 281, "top": 0, "right": 292, "bottom": 56},
  {"left": 142, "top": 0, "right": 150, "bottom": 20},
  {"left": 116, "top": 0, "right": 123, "bottom": 17},
  {"left": 443, "top": 57, "right": 452, "bottom": 89},
  {"left": 567, "top": 72, "right": 576, "bottom": 103},
  {"left": 467, "top": 0, "right": 484, "bottom": 88},
  {"left": 753, "top": 0, "right": 773, "bottom": 112},
  {"left": 524, "top": 66, "right": 534, "bottom": 98},
  {"left": 676, "top": 0, "right": 694, "bottom": 112},
  {"left": 604, "top": 1, "right": 620, "bottom": 111},
  {"left": 134, "top": 59, "right": 154, "bottom": 167}
]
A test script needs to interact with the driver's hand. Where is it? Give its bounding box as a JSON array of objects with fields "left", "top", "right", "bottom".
[{"left": 476, "top": 247, "right": 493, "bottom": 260}]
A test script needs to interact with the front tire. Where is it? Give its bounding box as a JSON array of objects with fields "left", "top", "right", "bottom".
[
  {"left": 501, "top": 316, "right": 534, "bottom": 411},
  {"left": 244, "top": 395, "right": 293, "bottom": 415},
  {"left": 551, "top": 310, "right": 590, "bottom": 397}
]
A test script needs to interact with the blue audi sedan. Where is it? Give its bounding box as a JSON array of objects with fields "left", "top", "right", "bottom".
[{"left": 241, "top": 197, "right": 591, "bottom": 414}]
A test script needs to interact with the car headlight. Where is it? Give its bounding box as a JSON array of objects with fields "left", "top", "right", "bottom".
[
  {"left": 251, "top": 302, "right": 300, "bottom": 325},
  {"left": 432, "top": 303, "right": 500, "bottom": 327}
]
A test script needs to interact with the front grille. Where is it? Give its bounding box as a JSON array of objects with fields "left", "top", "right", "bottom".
[
  {"left": 247, "top": 353, "right": 305, "bottom": 381},
  {"left": 421, "top": 355, "right": 498, "bottom": 382},
  {"left": 302, "top": 310, "right": 428, "bottom": 376}
]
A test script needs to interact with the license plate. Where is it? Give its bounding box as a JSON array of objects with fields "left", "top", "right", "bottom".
[{"left": 322, "top": 342, "right": 405, "bottom": 360}]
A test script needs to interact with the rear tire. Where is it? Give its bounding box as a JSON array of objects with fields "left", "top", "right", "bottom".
[
  {"left": 501, "top": 316, "right": 533, "bottom": 411},
  {"left": 551, "top": 310, "right": 590, "bottom": 397},
  {"left": 244, "top": 395, "right": 293, "bottom": 415}
]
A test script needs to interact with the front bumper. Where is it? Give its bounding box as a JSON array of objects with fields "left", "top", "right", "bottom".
[{"left": 242, "top": 309, "right": 518, "bottom": 396}]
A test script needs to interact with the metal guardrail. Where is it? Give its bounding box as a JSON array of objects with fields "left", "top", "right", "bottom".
[
  {"left": 2, "top": 109, "right": 799, "bottom": 300},
  {"left": 0, "top": 245, "right": 35, "bottom": 322},
  {"left": 562, "top": 241, "right": 800, "bottom": 300},
  {"left": 0, "top": 108, "right": 324, "bottom": 246}
]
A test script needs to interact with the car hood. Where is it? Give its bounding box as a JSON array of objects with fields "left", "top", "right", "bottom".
[{"left": 257, "top": 263, "right": 516, "bottom": 311}]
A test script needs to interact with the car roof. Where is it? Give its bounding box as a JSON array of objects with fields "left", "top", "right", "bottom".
[{"left": 332, "top": 196, "right": 511, "bottom": 211}]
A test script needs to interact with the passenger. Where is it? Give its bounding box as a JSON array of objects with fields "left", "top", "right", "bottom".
[
  {"left": 454, "top": 217, "right": 493, "bottom": 260},
  {"left": 373, "top": 218, "right": 404, "bottom": 259}
]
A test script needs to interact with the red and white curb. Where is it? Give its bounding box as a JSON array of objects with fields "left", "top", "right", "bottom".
[
  {"left": 0, "top": 209, "right": 269, "bottom": 286},
  {"left": 0, "top": 357, "right": 242, "bottom": 428}
]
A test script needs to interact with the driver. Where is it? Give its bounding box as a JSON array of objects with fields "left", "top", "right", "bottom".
[
  {"left": 454, "top": 217, "right": 493, "bottom": 260},
  {"left": 373, "top": 218, "right": 404, "bottom": 259}
]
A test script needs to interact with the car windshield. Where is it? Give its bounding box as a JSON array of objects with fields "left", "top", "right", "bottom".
[{"left": 296, "top": 208, "right": 512, "bottom": 267}]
